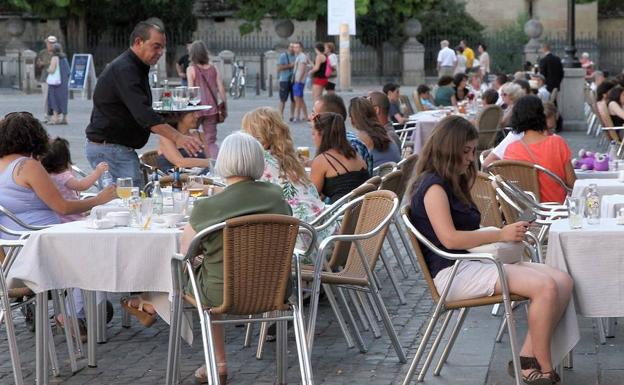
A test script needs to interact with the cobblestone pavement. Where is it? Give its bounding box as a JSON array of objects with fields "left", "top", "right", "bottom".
[{"left": 0, "top": 89, "right": 619, "bottom": 385}]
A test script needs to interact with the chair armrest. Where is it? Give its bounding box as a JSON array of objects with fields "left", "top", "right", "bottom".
[{"left": 601, "top": 126, "right": 624, "bottom": 131}]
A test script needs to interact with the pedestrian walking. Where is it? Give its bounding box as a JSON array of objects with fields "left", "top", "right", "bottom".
[
  {"left": 277, "top": 42, "right": 295, "bottom": 121},
  {"left": 175, "top": 41, "right": 192, "bottom": 86},
  {"left": 46, "top": 43, "right": 71, "bottom": 125},
  {"left": 437, "top": 40, "right": 456, "bottom": 78},
  {"left": 35, "top": 35, "right": 56, "bottom": 122},
  {"left": 292, "top": 41, "right": 309, "bottom": 122},
  {"left": 324, "top": 42, "right": 338, "bottom": 94},
  {"left": 310, "top": 42, "right": 329, "bottom": 102}
]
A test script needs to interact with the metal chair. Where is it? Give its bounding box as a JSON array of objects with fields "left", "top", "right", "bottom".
[
  {"left": 303, "top": 191, "right": 407, "bottom": 363},
  {"left": 400, "top": 206, "right": 526, "bottom": 385},
  {"left": 373, "top": 161, "right": 397, "bottom": 177},
  {"left": 168, "top": 214, "right": 315, "bottom": 385},
  {"left": 476, "top": 105, "right": 503, "bottom": 150},
  {"left": 139, "top": 150, "right": 163, "bottom": 184}
]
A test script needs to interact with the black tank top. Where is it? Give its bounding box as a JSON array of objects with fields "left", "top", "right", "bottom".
[
  {"left": 321, "top": 152, "right": 370, "bottom": 203},
  {"left": 313, "top": 55, "right": 328, "bottom": 79},
  {"left": 611, "top": 114, "right": 624, "bottom": 127}
]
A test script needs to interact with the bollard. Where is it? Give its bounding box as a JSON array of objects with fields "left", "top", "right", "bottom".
[
  {"left": 70, "top": 90, "right": 74, "bottom": 100},
  {"left": 255, "top": 73, "right": 260, "bottom": 96},
  {"left": 268, "top": 74, "right": 273, "bottom": 97},
  {"left": 87, "top": 75, "right": 93, "bottom": 100}
]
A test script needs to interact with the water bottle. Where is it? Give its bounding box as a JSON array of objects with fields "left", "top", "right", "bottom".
[
  {"left": 608, "top": 140, "right": 618, "bottom": 162},
  {"left": 152, "top": 181, "right": 163, "bottom": 216},
  {"left": 101, "top": 170, "right": 113, "bottom": 188},
  {"left": 585, "top": 183, "right": 600, "bottom": 225}
]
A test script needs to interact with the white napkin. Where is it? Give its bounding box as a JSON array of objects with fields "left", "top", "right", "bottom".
[{"left": 84, "top": 218, "right": 115, "bottom": 229}]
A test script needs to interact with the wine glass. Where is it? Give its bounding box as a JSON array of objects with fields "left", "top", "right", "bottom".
[
  {"left": 116, "top": 177, "right": 133, "bottom": 206},
  {"left": 188, "top": 87, "right": 200, "bottom": 106},
  {"left": 187, "top": 175, "right": 204, "bottom": 205},
  {"left": 174, "top": 86, "right": 188, "bottom": 109}
]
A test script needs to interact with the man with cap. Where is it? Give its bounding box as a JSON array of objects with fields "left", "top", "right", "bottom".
[
  {"left": 85, "top": 20, "right": 202, "bottom": 187},
  {"left": 36, "top": 35, "right": 57, "bottom": 122}
]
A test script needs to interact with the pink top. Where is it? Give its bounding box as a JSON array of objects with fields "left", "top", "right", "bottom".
[{"left": 51, "top": 169, "right": 84, "bottom": 222}]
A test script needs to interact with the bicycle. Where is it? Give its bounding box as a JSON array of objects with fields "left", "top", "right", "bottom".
[{"left": 229, "top": 60, "right": 246, "bottom": 99}]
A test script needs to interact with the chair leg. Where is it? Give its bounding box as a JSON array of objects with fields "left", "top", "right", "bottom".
[
  {"left": 356, "top": 291, "right": 381, "bottom": 338},
  {"left": 417, "top": 310, "right": 454, "bottom": 381},
  {"left": 347, "top": 289, "right": 370, "bottom": 332},
  {"left": 292, "top": 305, "right": 314, "bottom": 385},
  {"left": 202, "top": 310, "right": 220, "bottom": 385},
  {"left": 255, "top": 312, "right": 270, "bottom": 360},
  {"left": 434, "top": 308, "right": 468, "bottom": 376},
  {"left": 319, "top": 284, "right": 355, "bottom": 350},
  {"left": 276, "top": 311, "right": 288, "bottom": 385},
  {"left": 502, "top": 296, "right": 523, "bottom": 385},
  {"left": 0, "top": 287, "right": 24, "bottom": 385},
  {"left": 393, "top": 216, "right": 419, "bottom": 273},
  {"left": 47, "top": 321, "right": 60, "bottom": 377},
  {"left": 402, "top": 303, "right": 445, "bottom": 385},
  {"left": 369, "top": 284, "right": 406, "bottom": 363},
  {"left": 336, "top": 286, "right": 367, "bottom": 353},
  {"left": 386, "top": 232, "right": 409, "bottom": 279},
  {"left": 371, "top": 270, "right": 383, "bottom": 290},
  {"left": 65, "top": 290, "right": 84, "bottom": 358},
  {"left": 496, "top": 314, "right": 508, "bottom": 343},
  {"left": 366, "top": 292, "right": 383, "bottom": 322},
  {"left": 380, "top": 249, "right": 407, "bottom": 305},
  {"left": 243, "top": 315, "right": 254, "bottom": 348},
  {"left": 56, "top": 290, "right": 79, "bottom": 373}
]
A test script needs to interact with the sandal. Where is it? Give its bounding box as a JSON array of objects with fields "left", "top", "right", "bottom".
[
  {"left": 508, "top": 357, "right": 560, "bottom": 383},
  {"left": 120, "top": 297, "right": 157, "bottom": 327},
  {"left": 55, "top": 314, "right": 88, "bottom": 343},
  {"left": 194, "top": 363, "right": 227, "bottom": 385},
  {"left": 521, "top": 368, "right": 560, "bottom": 385}
]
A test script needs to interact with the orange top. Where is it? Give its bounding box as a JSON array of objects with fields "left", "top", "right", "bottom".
[{"left": 503, "top": 134, "right": 572, "bottom": 204}]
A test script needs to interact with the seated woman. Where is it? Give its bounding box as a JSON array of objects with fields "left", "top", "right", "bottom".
[
  {"left": 453, "top": 72, "right": 469, "bottom": 103},
  {"left": 157, "top": 111, "right": 209, "bottom": 171},
  {"left": 596, "top": 80, "right": 615, "bottom": 126},
  {"left": 503, "top": 95, "right": 575, "bottom": 203},
  {"left": 348, "top": 97, "right": 401, "bottom": 168},
  {"left": 607, "top": 85, "right": 624, "bottom": 127},
  {"left": 124, "top": 132, "right": 292, "bottom": 384},
  {"left": 0, "top": 112, "right": 115, "bottom": 233},
  {"left": 434, "top": 76, "right": 456, "bottom": 107},
  {"left": 0, "top": 112, "right": 116, "bottom": 338},
  {"left": 499, "top": 82, "right": 525, "bottom": 128},
  {"left": 310, "top": 112, "right": 370, "bottom": 203},
  {"left": 409, "top": 115, "right": 572, "bottom": 385},
  {"left": 241, "top": 107, "right": 326, "bottom": 226},
  {"left": 482, "top": 101, "right": 559, "bottom": 168}
]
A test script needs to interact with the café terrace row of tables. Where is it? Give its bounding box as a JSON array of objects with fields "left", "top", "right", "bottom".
[{"left": 4, "top": 106, "right": 624, "bottom": 384}]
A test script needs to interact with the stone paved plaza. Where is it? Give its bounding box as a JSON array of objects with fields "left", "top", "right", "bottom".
[{"left": 0, "top": 89, "right": 620, "bottom": 385}]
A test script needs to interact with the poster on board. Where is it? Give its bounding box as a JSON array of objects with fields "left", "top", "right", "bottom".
[
  {"left": 327, "top": 0, "right": 356, "bottom": 36},
  {"left": 69, "top": 54, "right": 95, "bottom": 90}
]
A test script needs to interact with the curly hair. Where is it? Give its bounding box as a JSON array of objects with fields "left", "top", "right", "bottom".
[
  {"left": 511, "top": 95, "right": 547, "bottom": 133},
  {"left": 241, "top": 107, "right": 310, "bottom": 185},
  {"left": 0, "top": 112, "right": 50, "bottom": 158},
  {"left": 348, "top": 97, "right": 391, "bottom": 152}
]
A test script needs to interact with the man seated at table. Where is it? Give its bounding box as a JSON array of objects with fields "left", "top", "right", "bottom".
[
  {"left": 383, "top": 83, "right": 408, "bottom": 125},
  {"left": 481, "top": 88, "right": 499, "bottom": 106},
  {"left": 416, "top": 84, "right": 436, "bottom": 111},
  {"left": 368, "top": 91, "right": 402, "bottom": 149}
]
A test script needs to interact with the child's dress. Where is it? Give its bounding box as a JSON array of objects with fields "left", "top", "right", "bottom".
[{"left": 51, "top": 169, "right": 85, "bottom": 222}]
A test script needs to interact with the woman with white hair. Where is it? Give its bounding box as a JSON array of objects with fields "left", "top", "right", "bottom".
[
  {"left": 580, "top": 52, "right": 594, "bottom": 80},
  {"left": 122, "top": 132, "right": 291, "bottom": 384},
  {"left": 499, "top": 82, "right": 525, "bottom": 128},
  {"left": 180, "top": 131, "right": 291, "bottom": 384}
]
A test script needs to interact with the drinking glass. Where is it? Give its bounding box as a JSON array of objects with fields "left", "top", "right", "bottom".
[
  {"left": 188, "top": 87, "right": 200, "bottom": 106},
  {"left": 140, "top": 198, "right": 153, "bottom": 230},
  {"left": 187, "top": 175, "right": 204, "bottom": 200},
  {"left": 174, "top": 86, "right": 188, "bottom": 109},
  {"left": 151, "top": 87, "right": 163, "bottom": 109},
  {"left": 173, "top": 190, "right": 189, "bottom": 215},
  {"left": 566, "top": 196, "right": 583, "bottom": 229},
  {"left": 116, "top": 177, "right": 133, "bottom": 206}
]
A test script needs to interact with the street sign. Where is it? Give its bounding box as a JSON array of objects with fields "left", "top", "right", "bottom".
[
  {"left": 69, "top": 53, "right": 95, "bottom": 90},
  {"left": 328, "top": 0, "right": 356, "bottom": 36}
]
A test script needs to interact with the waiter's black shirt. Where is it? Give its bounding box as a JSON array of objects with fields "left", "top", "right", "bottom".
[{"left": 86, "top": 49, "right": 164, "bottom": 149}]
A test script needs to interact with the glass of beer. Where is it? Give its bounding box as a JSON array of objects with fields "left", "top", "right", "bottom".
[
  {"left": 296, "top": 146, "right": 310, "bottom": 162},
  {"left": 187, "top": 175, "right": 205, "bottom": 200},
  {"left": 116, "top": 177, "right": 133, "bottom": 206}
]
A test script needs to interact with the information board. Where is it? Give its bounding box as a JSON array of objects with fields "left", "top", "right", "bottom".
[
  {"left": 327, "top": 0, "right": 356, "bottom": 36},
  {"left": 69, "top": 54, "right": 94, "bottom": 90}
]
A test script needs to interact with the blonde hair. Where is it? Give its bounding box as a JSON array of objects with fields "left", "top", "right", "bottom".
[{"left": 241, "top": 107, "right": 310, "bottom": 185}]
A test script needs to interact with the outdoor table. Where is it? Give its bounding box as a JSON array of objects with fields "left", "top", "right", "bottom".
[
  {"left": 406, "top": 110, "right": 447, "bottom": 154},
  {"left": 600, "top": 194, "right": 624, "bottom": 218},
  {"left": 6, "top": 219, "right": 183, "bottom": 385},
  {"left": 574, "top": 170, "right": 619, "bottom": 180},
  {"left": 571, "top": 178, "right": 624, "bottom": 198},
  {"left": 547, "top": 218, "right": 624, "bottom": 317},
  {"left": 153, "top": 105, "right": 212, "bottom": 113}
]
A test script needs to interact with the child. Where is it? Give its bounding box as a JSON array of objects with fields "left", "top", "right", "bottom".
[{"left": 41, "top": 137, "right": 108, "bottom": 222}]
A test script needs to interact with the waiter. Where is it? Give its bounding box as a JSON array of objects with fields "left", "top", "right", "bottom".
[{"left": 85, "top": 20, "right": 202, "bottom": 187}]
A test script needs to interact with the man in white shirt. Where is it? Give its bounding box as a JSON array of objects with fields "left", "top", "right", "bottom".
[
  {"left": 531, "top": 73, "right": 551, "bottom": 103},
  {"left": 437, "top": 40, "right": 456, "bottom": 78}
]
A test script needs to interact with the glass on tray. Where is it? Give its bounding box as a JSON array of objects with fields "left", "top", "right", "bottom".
[
  {"left": 116, "top": 177, "right": 133, "bottom": 206},
  {"left": 187, "top": 175, "right": 204, "bottom": 199},
  {"left": 188, "top": 87, "right": 200, "bottom": 106}
]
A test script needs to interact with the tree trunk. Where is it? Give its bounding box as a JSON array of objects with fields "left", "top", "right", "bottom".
[
  {"left": 315, "top": 14, "right": 329, "bottom": 42},
  {"left": 65, "top": 9, "right": 87, "bottom": 54}
]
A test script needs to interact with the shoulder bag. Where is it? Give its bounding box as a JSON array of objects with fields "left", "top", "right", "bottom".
[
  {"left": 46, "top": 60, "right": 61, "bottom": 86},
  {"left": 197, "top": 65, "right": 227, "bottom": 123}
]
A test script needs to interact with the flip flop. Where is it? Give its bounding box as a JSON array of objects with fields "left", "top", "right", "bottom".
[{"left": 120, "top": 297, "right": 157, "bottom": 327}]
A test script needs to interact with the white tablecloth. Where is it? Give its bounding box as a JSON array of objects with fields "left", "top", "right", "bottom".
[
  {"left": 547, "top": 218, "right": 624, "bottom": 317},
  {"left": 407, "top": 111, "right": 446, "bottom": 154},
  {"left": 574, "top": 170, "right": 620, "bottom": 180},
  {"left": 571, "top": 178, "right": 624, "bottom": 198},
  {"left": 599, "top": 194, "right": 624, "bottom": 218}
]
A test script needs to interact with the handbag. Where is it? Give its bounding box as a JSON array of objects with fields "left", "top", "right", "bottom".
[
  {"left": 197, "top": 65, "right": 227, "bottom": 123},
  {"left": 46, "top": 62, "right": 61, "bottom": 86}
]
